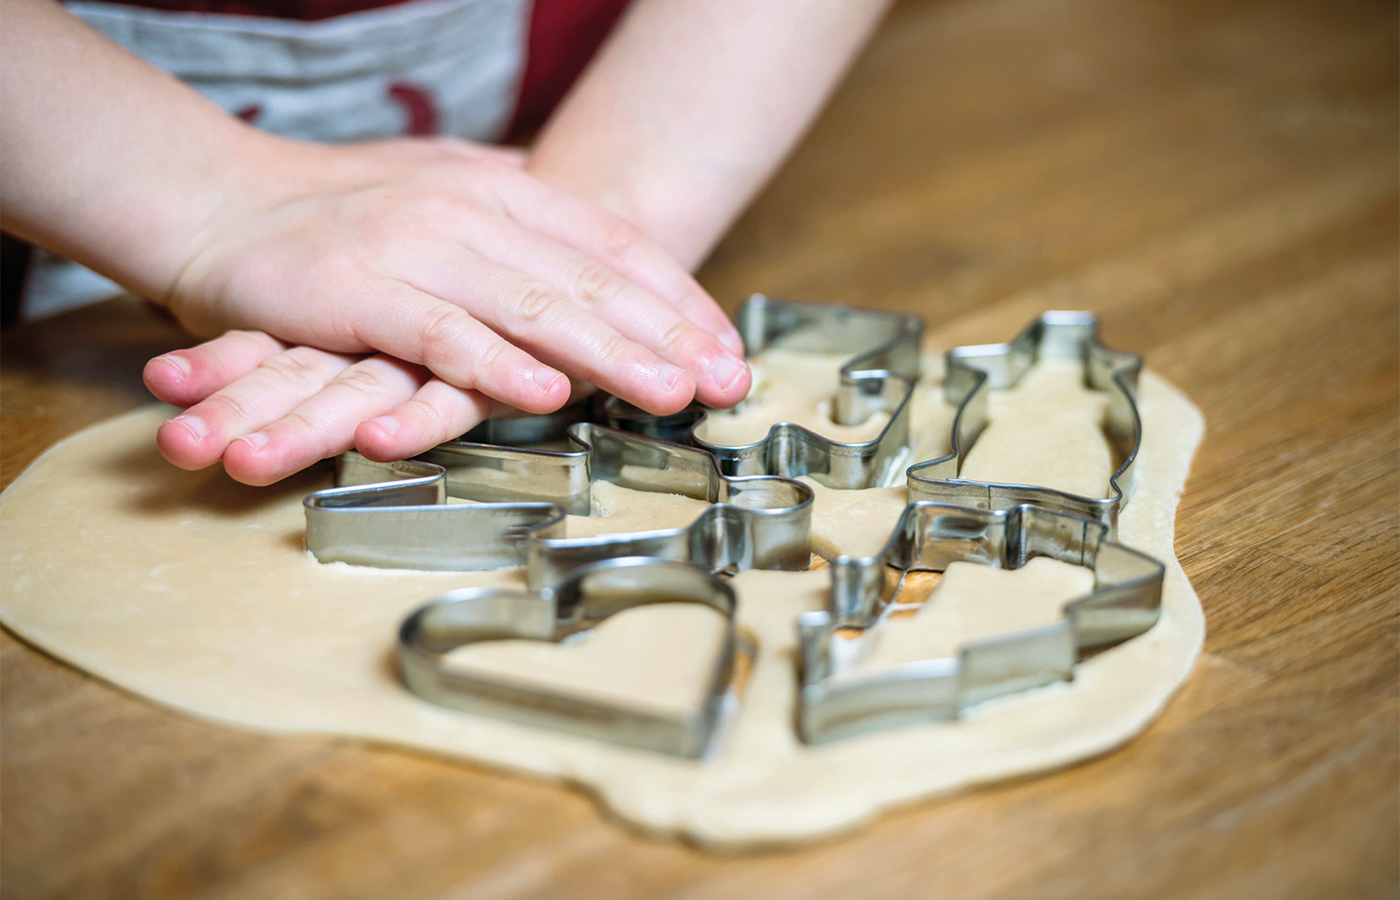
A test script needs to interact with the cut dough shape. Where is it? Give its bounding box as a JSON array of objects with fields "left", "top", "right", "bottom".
[
  {"left": 442, "top": 602, "right": 728, "bottom": 718},
  {"left": 854, "top": 558, "right": 1096, "bottom": 670},
  {"left": 959, "top": 357, "right": 1114, "bottom": 498},
  {"left": 0, "top": 330, "right": 1204, "bottom": 847},
  {"left": 562, "top": 480, "right": 713, "bottom": 539},
  {"left": 803, "top": 478, "right": 909, "bottom": 559}
]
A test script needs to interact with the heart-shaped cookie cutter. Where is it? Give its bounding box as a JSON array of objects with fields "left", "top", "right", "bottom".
[
  {"left": 399, "top": 557, "right": 741, "bottom": 757},
  {"left": 304, "top": 421, "right": 812, "bottom": 589},
  {"left": 796, "top": 501, "right": 1165, "bottom": 744},
  {"left": 908, "top": 311, "right": 1143, "bottom": 537},
  {"left": 607, "top": 295, "right": 923, "bottom": 490}
]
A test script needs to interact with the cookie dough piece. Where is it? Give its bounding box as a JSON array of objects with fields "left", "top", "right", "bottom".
[
  {"left": 959, "top": 357, "right": 1114, "bottom": 498},
  {"left": 854, "top": 558, "right": 1096, "bottom": 669},
  {"left": 442, "top": 602, "right": 729, "bottom": 718}
]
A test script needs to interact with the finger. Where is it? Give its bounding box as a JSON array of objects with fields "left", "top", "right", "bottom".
[
  {"left": 403, "top": 247, "right": 698, "bottom": 416},
  {"left": 346, "top": 284, "right": 571, "bottom": 415},
  {"left": 441, "top": 212, "right": 751, "bottom": 408},
  {"left": 222, "top": 354, "right": 428, "bottom": 485},
  {"left": 355, "top": 378, "right": 507, "bottom": 462},
  {"left": 144, "top": 330, "right": 289, "bottom": 408},
  {"left": 495, "top": 171, "right": 744, "bottom": 353},
  {"left": 156, "top": 345, "right": 357, "bottom": 471}
]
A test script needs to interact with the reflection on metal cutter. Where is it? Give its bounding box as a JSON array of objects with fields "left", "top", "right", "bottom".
[{"left": 303, "top": 421, "right": 812, "bottom": 590}]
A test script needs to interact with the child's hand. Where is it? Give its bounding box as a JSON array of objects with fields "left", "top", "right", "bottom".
[
  {"left": 144, "top": 329, "right": 522, "bottom": 485},
  {"left": 158, "top": 137, "right": 749, "bottom": 428}
]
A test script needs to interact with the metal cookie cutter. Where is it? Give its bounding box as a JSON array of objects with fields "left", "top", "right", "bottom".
[
  {"left": 796, "top": 501, "right": 1165, "bottom": 744},
  {"left": 609, "top": 294, "right": 923, "bottom": 490},
  {"left": 399, "top": 557, "right": 741, "bottom": 757},
  {"left": 907, "top": 311, "right": 1143, "bottom": 536},
  {"left": 304, "top": 422, "right": 812, "bottom": 589}
]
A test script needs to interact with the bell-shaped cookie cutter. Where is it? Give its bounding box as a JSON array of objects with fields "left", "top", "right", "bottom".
[
  {"left": 399, "top": 557, "right": 742, "bottom": 757},
  {"left": 607, "top": 295, "right": 923, "bottom": 490},
  {"left": 304, "top": 422, "right": 812, "bottom": 589},
  {"left": 797, "top": 501, "right": 1164, "bottom": 744},
  {"left": 908, "top": 311, "right": 1143, "bottom": 537}
]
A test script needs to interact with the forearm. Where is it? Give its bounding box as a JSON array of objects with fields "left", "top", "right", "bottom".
[
  {"left": 0, "top": 0, "right": 271, "bottom": 300},
  {"left": 526, "top": 0, "right": 891, "bottom": 270}
]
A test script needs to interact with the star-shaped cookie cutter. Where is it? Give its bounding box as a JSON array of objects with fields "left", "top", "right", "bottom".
[
  {"left": 303, "top": 420, "right": 813, "bottom": 590},
  {"left": 607, "top": 294, "right": 923, "bottom": 490},
  {"left": 796, "top": 501, "right": 1165, "bottom": 744},
  {"left": 908, "top": 311, "right": 1143, "bottom": 537},
  {"left": 399, "top": 557, "right": 742, "bottom": 757}
]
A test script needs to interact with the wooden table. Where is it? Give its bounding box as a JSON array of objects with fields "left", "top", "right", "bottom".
[{"left": 3, "top": 0, "right": 1396, "bottom": 896}]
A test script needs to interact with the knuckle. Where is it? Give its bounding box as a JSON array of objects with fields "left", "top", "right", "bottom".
[
  {"left": 258, "top": 350, "right": 326, "bottom": 388},
  {"left": 475, "top": 338, "right": 509, "bottom": 375},
  {"left": 570, "top": 262, "right": 623, "bottom": 307},
  {"left": 278, "top": 410, "right": 319, "bottom": 440},
  {"left": 599, "top": 218, "right": 645, "bottom": 261},
  {"left": 208, "top": 393, "right": 254, "bottom": 427},
  {"left": 597, "top": 333, "right": 629, "bottom": 366},
  {"left": 333, "top": 364, "right": 387, "bottom": 399},
  {"left": 418, "top": 308, "right": 471, "bottom": 369},
  {"left": 513, "top": 283, "right": 562, "bottom": 326},
  {"left": 405, "top": 397, "right": 448, "bottom": 431},
  {"left": 658, "top": 320, "right": 695, "bottom": 355}
]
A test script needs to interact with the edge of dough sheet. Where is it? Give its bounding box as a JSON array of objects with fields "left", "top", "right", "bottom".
[{"left": 0, "top": 368, "right": 1205, "bottom": 850}]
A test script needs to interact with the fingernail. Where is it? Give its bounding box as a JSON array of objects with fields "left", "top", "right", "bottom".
[
  {"left": 717, "top": 330, "right": 745, "bottom": 356},
  {"left": 238, "top": 431, "right": 268, "bottom": 451},
  {"left": 709, "top": 353, "right": 747, "bottom": 390},
  {"left": 157, "top": 354, "right": 191, "bottom": 379},
  {"left": 529, "top": 367, "right": 563, "bottom": 394},
  {"left": 368, "top": 416, "right": 399, "bottom": 437},
  {"left": 170, "top": 414, "right": 206, "bottom": 441},
  {"left": 657, "top": 362, "right": 684, "bottom": 390}
]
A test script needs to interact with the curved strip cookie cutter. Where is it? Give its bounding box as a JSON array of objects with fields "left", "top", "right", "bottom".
[
  {"left": 796, "top": 501, "right": 1164, "bottom": 744},
  {"left": 304, "top": 422, "right": 812, "bottom": 589},
  {"left": 907, "top": 311, "right": 1143, "bottom": 536},
  {"left": 399, "top": 557, "right": 742, "bottom": 757},
  {"left": 608, "top": 294, "right": 923, "bottom": 489}
]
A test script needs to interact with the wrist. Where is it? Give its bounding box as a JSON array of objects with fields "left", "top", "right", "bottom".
[
  {"left": 111, "top": 120, "right": 296, "bottom": 306},
  {"left": 525, "top": 150, "right": 736, "bottom": 272}
]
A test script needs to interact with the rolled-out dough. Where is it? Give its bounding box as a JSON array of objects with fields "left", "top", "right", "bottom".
[{"left": 0, "top": 331, "right": 1205, "bottom": 846}]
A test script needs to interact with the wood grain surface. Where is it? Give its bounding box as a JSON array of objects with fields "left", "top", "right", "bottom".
[{"left": 3, "top": 0, "right": 1396, "bottom": 897}]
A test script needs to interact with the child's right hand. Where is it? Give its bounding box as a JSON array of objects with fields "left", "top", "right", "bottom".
[{"left": 158, "top": 136, "right": 749, "bottom": 415}]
